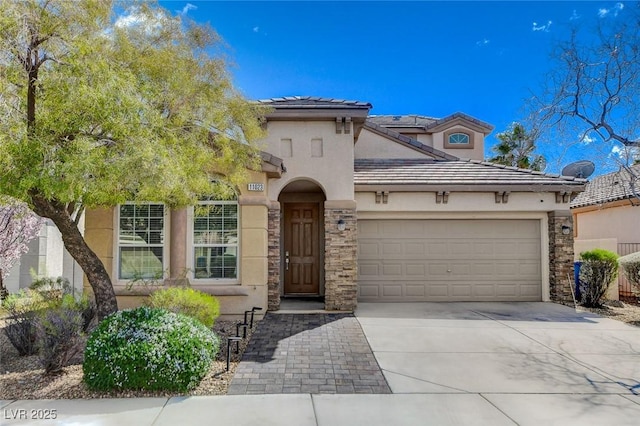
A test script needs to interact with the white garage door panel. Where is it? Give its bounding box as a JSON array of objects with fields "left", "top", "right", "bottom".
[{"left": 358, "top": 219, "right": 542, "bottom": 302}]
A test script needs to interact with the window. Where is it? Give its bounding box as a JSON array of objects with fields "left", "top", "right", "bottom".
[
  {"left": 448, "top": 133, "right": 470, "bottom": 144},
  {"left": 192, "top": 197, "right": 238, "bottom": 280},
  {"left": 443, "top": 129, "right": 474, "bottom": 149},
  {"left": 118, "top": 203, "right": 165, "bottom": 280}
]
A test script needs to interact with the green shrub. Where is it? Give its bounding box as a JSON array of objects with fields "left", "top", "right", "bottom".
[
  {"left": 2, "top": 288, "right": 48, "bottom": 312},
  {"left": 619, "top": 251, "right": 640, "bottom": 289},
  {"left": 83, "top": 307, "right": 219, "bottom": 392},
  {"left": 2, "top": 287, "right": 94, "bottom": 369},
  {"left": 146, "top": 287, "right": 220, "bottom": 328},
  {"left": 30, "top": 277, "right": 96, "bottom": 331},
  {"left": 29, "top": 276, "right": 72, "bottom": 300},
  {"left": 60, "top": 294, "right": 96, "bottom": 332},
  {"left": 2, "top": 289, "right": 48, "bottom": 355},
  {"left": 579, "top": 249, "right": 619, "bottom": 308}
]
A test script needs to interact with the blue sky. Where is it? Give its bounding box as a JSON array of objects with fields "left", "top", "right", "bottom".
[{"left": 159, "top": 1, "right": 632, "bottom": 176}]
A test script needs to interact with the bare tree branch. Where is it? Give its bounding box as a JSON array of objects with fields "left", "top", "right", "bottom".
[{"left": 528, "top": 7, "right": 640, "bottom": 200}]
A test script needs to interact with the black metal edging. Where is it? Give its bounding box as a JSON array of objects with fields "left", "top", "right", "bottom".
[{"left": 225, "top": 307, "right": 263, "bottom": 371}]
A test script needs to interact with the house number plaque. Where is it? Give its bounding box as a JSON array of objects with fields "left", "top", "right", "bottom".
[{"left": 247, "top": 183, "right": 264, "bottom": 192}]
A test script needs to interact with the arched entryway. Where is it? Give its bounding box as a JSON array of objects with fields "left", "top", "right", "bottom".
[{"left": 278, "top": 179, "right": 326, "bottom": 299}]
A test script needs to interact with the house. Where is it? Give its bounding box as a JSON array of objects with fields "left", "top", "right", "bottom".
[
  {"left": 83, "top": 97, "right": 586, "bottom": 318},
  {"left": 4, "top": 218, "right": 84, "bottom": 296},
  {"left": 571, "top": 164, "right": 640, "bottom": 300}
]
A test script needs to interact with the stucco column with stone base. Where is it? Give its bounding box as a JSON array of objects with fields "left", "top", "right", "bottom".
[
  {"left": 267, "top": 204, "right": 281, "bottom": 311},
  {"left": 324, "top": 205, "right": 358, "bottom": 311},
  {"left": 548, "top": 210, "right": 576, "bottom": 303}
]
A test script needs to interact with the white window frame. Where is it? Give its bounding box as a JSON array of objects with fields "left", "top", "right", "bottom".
[
  {"left": 187, "top": 199, "right": 240, "bottom": 285},
  {"left": 114, "top": 202, "right": 169, "bottom": 283}
]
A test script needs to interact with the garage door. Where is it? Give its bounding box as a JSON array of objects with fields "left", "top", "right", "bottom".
[{"left": 358, "top": 219, "right": 542, "bottom": 301}]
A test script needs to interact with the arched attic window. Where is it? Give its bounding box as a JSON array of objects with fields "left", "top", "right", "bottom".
[{"left": 444, "top": 129, "right": 474, "bottom": 149}]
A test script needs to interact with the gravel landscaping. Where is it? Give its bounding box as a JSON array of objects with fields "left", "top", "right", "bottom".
[
  {"left": 1, "top": 300, "right": 640, "bottom": 400},
  {"left": 0, "top": 319, "right": 256, "bottom": 400},
  {"left": 580, "top": 299, "right": 640, "bottom": 326}
]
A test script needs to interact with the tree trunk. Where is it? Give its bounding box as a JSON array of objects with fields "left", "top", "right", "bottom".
[
  {"left": 0, "top": 269, "right": 7, "bottom": 301},
  {"left": 30, "top": 192, "right": 118, "bottom": 320}
]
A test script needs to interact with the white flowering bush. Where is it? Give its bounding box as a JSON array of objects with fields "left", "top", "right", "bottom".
[{"left": 83, "top": 307, "right": 219, "bottom": 392}]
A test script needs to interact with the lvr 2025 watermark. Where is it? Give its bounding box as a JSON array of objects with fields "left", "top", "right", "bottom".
[{"left": 3, "top": 408, "right": 57, "bottom": 420}]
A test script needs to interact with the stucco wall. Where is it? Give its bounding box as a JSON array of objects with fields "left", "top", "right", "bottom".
[
  {"left": 574, "top": 238, "right": 618, "bottom": 259},
  {"left": 356, "top": 191, "right": 563, "bottom": 213},
  {"left": 355, "top": 129, "right": 433, "bottom": 159},
  {"left": 574, "top": 204, "right": 640, "bottom": 243},
  {"left": 415, "top": 134, "right": 434, "bottom": 147},
  {"left": 6, "top": 220, "right": 71, "bottom": 293},
  {"left": 355, "top": 125, "right": 486, "bottom": 161},
  {"left": 261, "top": 121, "right": 355, "bottom": 201},
  {"left": 432, "top": 126, "right": 485, "bottom": 160}
]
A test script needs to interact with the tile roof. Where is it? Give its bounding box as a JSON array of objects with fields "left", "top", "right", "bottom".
[
  {"left": 260, "top": 151, "right": 285, "bottom": 171},
  {"left": 367, "top": 115, "right": 437, "bottom": 127},
  {"left": 570, "top": 164, "right": 640, "bottom": 208},
  {"left": 363, "top": 122, "right": 459, "bottom": 161},
  {"left": 256, "top": 96, "right": 371, "bottom": 109},
  {"left": 367, "top": 112, "right": 493, "bottom": 132},
  {"left": 425, "top": 112, "right": 494, "bottom": 132},
  {"left": 354, "top": 159, "right": 587, "bottom": 188}
]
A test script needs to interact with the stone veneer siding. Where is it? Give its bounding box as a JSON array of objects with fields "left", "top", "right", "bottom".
[
  {"left": 267, "top": 207, "right": 281, "bottom": 311},
  {"left": 324, "top": 208, "right": 358, "bottom": 311},
  {"left": 548, "top": 211, "right": 575, "bottom": 303}
]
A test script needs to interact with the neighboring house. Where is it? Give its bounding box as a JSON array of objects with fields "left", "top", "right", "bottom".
[
  {"left": 5, "top": 218, "right": 84, "bottom": 296},
  {"left": 571, "top": 164, "right": 640, "bottom": 300},
  {"left": 83, "top": 97, "right": 586, "bottom": 317}
]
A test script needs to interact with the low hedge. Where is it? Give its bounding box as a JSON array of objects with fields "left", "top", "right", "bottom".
[
  {"left": 83, "top": 307, "right": 219, "bottom": 392},
  {"left": 146, "top": 287, "right": 220, "bottom": 328},
  {"left": 579, "top": 249, "right": 619, "bottom": 308}
]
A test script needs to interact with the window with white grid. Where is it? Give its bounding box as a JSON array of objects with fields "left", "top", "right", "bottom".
[
  {"left": 117, "top": 203, "right": 165, "bottom": 280},
  {"left": 192, "top": 198, "right": 238, "bottom": 280}
]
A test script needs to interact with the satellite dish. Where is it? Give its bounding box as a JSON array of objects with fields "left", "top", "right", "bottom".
[{"left": 561, "top": 160, "right": 595, "bottom": 179}]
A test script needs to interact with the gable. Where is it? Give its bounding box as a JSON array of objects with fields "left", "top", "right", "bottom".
[
  {"left": 355, "top": 126, "right": 440, "bottom": 160},
  {"left": 366, "top": 113, "right": 493, "bottom": 161}
]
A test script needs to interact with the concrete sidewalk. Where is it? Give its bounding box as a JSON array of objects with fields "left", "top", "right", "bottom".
[{"left": 3, "top": 392, "right": 640, "bottom": 425}]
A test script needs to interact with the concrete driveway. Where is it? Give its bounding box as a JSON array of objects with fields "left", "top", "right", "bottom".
[{"left": 355, "top": 302, "right": 640, "bottom": 425}]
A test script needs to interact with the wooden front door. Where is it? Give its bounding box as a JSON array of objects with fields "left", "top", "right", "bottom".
[{"left": 283, "top": 203, "right": 320, "bottom": 295}]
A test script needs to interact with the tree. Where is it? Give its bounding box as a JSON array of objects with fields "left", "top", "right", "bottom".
[
  {"left": 0, "top": 1, "right": 265, "bottom": 319},
  {"left": 0, "top": 198, "right": 44, "bottom": 300},
  {"left": 488, "top": 122, "right": 546, "bottom": 171},
  {"left": 529, "top": 5, "right": 639, "bottom": 196}
]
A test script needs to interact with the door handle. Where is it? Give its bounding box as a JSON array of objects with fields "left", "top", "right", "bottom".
[{"left": 285, "top": 251, "right": 289, "bottom": 271}]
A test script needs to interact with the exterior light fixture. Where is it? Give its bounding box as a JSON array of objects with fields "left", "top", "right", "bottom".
[
  {"left": 337, "top": 219, "right": 346, "bottom": 231},
  {"left": 562, "top": 225, "right": 571, "bottom": 235}
]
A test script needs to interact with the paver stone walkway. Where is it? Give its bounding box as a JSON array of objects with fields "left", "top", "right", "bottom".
[{"left": 227, "top": 313, "right": 390, "bottom": 394}]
